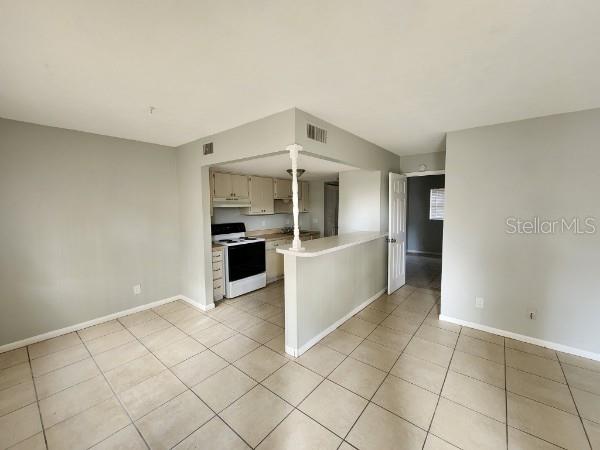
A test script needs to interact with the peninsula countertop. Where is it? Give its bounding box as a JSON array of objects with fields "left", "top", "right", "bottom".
[{"left": 276, "top": 232, "right": 387, "bottom": 258}]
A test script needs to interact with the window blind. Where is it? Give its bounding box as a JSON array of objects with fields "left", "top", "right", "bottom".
[{"left": 429, "top": 188, "right": 445, "bottom": 220}]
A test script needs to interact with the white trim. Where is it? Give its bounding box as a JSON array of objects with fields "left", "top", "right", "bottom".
[
  {"left": 439, "top": 315, "right": 600, "bottom": 362},
  {"left": 179, "top": 295, "right": 215, "bottom": 312},
  {"left": 403, "top": 170, "right": 445, "bottom": 177},
  {"left": 0, "top": 295, "right": 180, "bottom": 354},
  {"left": 285, "top": 287, "right": 386, "bottom": 357},
  {"left": 407, "top": 250, "right": 442, "bottom": 256}
]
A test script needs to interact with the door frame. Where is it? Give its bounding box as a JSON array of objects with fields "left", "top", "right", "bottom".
[{"left": 402, "top": 169, "right": 445, "bottom": 178}]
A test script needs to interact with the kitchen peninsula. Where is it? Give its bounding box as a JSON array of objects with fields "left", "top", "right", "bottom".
[{"left": 277, "top": 232, "right": 387, "bottom": 357}]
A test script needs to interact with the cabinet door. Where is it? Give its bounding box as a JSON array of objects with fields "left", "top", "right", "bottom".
[
  {"left": 260, "top": 176, "right": 275, "bottom": 213},
  {"left": 275, "top": 251, "right": 285, "bottom": 277},
  {"left": 274, "top": 178, "right": 292, "bottom": 199},
  {"left": 213, "top": 172, "right": 232, "bottom": 199},
  {"left": 249, "top": 176, "right": 274, "bottom": 214},
  {"left": 300, "top": 182, "right": 310, "bottom": 212},
  {"left": 231, "top": 174, "right": 249, "bottom": 199},
  {"left": 266, "top": 250, "right": 278, "bottom": 281}
]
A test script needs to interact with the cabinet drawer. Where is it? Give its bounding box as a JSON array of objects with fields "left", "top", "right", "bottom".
[
  {"left": 212, "top": 250, "right": 223, "bottom": 262},
  {"left": 212, "top": 265, "right": 223, "bottom": 280}
]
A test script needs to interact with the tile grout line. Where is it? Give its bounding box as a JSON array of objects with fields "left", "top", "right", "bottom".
[
  {"left": 339, "top": 289, "right": 419, "bottom": 443},
  {"left": 422, "top": 314, "right": 464, "bottom": 450},
  {"left": 187, "top": 293, "right": 584, "bottom": 450},
  {"left": 77, "top": 332, "right": 151, "bottom": 450},
  {"left": 95, "top": 305, "right": 252, "bottom": 447},
  {"left": 27, "top": 341, "right": 83, "bottom": 364},
  {"left": 250, "top": 313, "right": 376, "bottom": 447},
  {"left": 333, "top": 287, "right": 437, "bottom": 447},
  {"left": 147, "top": 298, "right": 297, "bottom": 448},
  {"left": 241, "top": 286, "right": 421, "bottom": 447},
  {"left": 556, "top": 353, "right": 594, "bottom": 449},
  {"left": 135, "top": 306, "right": 259, "bottom": 450},
  {"left": 26, "top": 346, "right": 50, "bottom": 450}
]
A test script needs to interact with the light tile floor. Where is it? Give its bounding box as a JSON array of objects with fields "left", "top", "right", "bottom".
[{"left": 1, "top": 281, "right": 599, "bottom": 449}]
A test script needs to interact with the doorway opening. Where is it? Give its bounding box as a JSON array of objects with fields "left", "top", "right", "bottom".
[
  {"left": 405, "top": 173, "right": 445, "bottom": 290},
  {"left": 323, "top": 181, "right": 339, "bottom": 237}
]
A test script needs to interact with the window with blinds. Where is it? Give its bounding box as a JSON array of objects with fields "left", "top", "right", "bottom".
[{"left": 429, "top": 188, "right": 445, "bottom": 220}]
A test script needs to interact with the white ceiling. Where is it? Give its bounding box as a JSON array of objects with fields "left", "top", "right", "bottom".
[
  {"left": 1, "top": 1, "right": 600, "bottom": 155},
  {"left": 216, "top": 153, "right": 356, "bottom": 181}
]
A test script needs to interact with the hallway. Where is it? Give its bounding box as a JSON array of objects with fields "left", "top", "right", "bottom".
[{"left": 406, "top": 254, "right": 442, "bottom": 291}]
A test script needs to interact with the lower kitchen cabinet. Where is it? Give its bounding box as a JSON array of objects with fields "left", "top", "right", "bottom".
[
  {"left": 212, "top": 247, "right": 224, "bottom": 301},
  {"left": 265, "top": 233, "right": 320, "bottom": 283},
  {"left": 266, "top": 238, "right": 290, "bottom": 282}
]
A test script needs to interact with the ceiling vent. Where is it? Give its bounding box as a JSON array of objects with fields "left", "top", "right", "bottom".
[
  {"left": 307, "top": 123, "right": 327, "bottom": 144},
  {"left": 203, "top": 142, "right": 214, "bottom": 155}
]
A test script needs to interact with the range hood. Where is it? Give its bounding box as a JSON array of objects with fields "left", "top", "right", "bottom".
[{"left": 213, "top": 198, "right": 251, "bottom": 208}]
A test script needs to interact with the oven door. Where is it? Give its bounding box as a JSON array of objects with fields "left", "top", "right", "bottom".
[{"left": 226, "top": 241, "right": 266, "bottom": 282}]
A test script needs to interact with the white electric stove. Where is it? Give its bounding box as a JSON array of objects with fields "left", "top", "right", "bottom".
[{"left": 211, "top": 223, "right": 266, "bottom": 298}]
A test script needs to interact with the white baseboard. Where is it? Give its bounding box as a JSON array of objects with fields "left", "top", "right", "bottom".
[
  {"left": 286, "top": 287, "right": 386, "bottom": 358},
  {"left": 179, "top": 295, "right": 215, "bottom": 312},
  {"left": 0, "top": 295, "right": 181, "bottom": 354},
  {"left": 439, "top": 315, "right": 600, "bottom": 363}
]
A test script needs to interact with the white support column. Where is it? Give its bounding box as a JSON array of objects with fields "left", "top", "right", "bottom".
[{"left": 286, "top": 143, "right": 304, "bottom": 251}]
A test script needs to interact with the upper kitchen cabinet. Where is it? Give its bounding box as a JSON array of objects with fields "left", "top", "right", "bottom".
[
  {"left": 242, "top": 176, "right": 274, "bottom": 215},
  {"left": 231, "top": 174, "right": 249, "bottom": 199},
  {"left": 212, "top": 172, "right": 249, "bottom": 200},
  {"left": 273, "top": 178, "right": 292, "bottom": 199},
  {"left": 273, "top": 181, "right": 310, "bottom": 213}
]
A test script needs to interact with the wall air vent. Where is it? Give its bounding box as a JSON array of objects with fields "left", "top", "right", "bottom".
[
  {"left": 306, "top": 123, "right": 327, "bottom": 143},
  {"left": 203, "top": 142, "right": 214, "bottom": 155}
]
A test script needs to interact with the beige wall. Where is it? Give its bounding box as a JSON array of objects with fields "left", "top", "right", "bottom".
[
  {"left": 442, "top": 109, "right": 600, "bottom": 356},
  {"left": 338, "top": 170, "right": 383, "bottom": 233},
  {"left": 0, "top": 119, "right": 180, "bottom": 346}
]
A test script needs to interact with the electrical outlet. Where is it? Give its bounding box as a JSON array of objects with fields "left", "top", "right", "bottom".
[
  {"left": 528, "top": 309, "right": 537, "bottom": 320},
  {"left": 475, "top": 297, "right": 484, "bottom": 309},
  {"left": 133, "top": 284, "right": 141, "bottom": 295}
]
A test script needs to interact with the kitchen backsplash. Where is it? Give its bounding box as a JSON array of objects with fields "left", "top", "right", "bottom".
[{"left": 212, "top": 208, "right": 312, "bottom": 231}]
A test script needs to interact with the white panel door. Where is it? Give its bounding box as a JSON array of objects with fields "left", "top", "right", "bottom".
[{"left": 388, "top": 173, "right": 406, "bottom": 294}]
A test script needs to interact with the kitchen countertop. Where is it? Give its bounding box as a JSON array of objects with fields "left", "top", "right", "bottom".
[
  {"left": 276, "top": 232, "right": 387, "bottom": 258},
  {"left": 251, "top": 231, "right": 320, "bottom": 241},
  {"left": 211, "top": 230, "right": 319, "bottom": 248}
]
